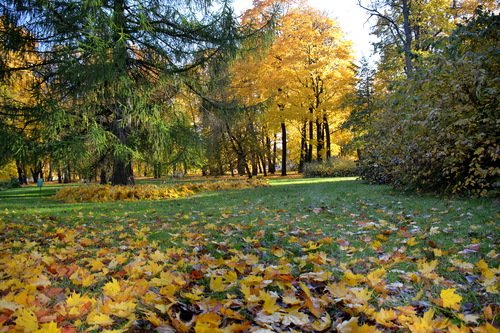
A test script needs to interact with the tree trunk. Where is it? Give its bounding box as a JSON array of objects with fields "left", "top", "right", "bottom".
[
  {"left": 307, "top": 108, "right": 313, "bottom": 163},
  {"left": 63, "top": 166, "right": 70, "bottom": 183},
  {"left": 30, "top": 161, "right": 43, "bottom": 182},
  {"left": 16, "top": 160, "right": 28, "bottom": 184},
  {"left": 30, "top": 168, "right": 37, "bottom": 183},
  {"left": 260, "top": 154, "right": 267, "bottom": 176},
  {"left": 245, "top": 161, "right": 252, "bottom": 179},
  {"left": 252, "top": 154, "right": 258, "bottom": 176},
  {"left": 153, "top": 162, "right": 161, "bottom": 179},
  {"left": 402, "top": 0, "right": 414, "bottom": 77},
  {"left": 299, "top": 121, "right": 307, "bottom": 173},
  {"left": 237, "top": 154, "right": 246, "bottom": 176},
  {"left": 324, "top": 115, "right": 331, "bottom": 160},
  {"left": 281, "top": 122, "right": 287, "bottom": 176},
  {"left": 272, "top": 135, "right": 277, "bottom": 174},
  {"left": 100, "top": 169, "right": 107, "bottom": 185},
  {"left": 111, "top": 159, "right": 134, "bottom": 185},
  {"left": 109, "top": 0, "right": 134, "bottom": 186},
  {"left": 217, "top": 157, "right": 224, "bottom": 176},
  {"left": 48, "top": 162, "right": 53, "bottom": 181},
  {"left": 57, "top": 168, "right": 62, "bottom": 184},
  {"left": 266, "top": 136, "right": 275, "bottom": 174},
  {"left": 316, "top": 118, "right": 324, "bottom": 162}
]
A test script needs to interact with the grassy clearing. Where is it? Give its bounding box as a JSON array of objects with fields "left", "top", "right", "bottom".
[{"left": 0, "top": 177, "right": 498, "bottom": 332}]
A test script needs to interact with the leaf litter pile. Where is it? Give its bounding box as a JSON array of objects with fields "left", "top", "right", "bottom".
[{"left": 0, "top": 186, "right": 499, "bottom": 332}]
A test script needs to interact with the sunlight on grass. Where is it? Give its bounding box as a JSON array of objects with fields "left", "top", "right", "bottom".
[{"left": 270, "top": 176, "right": 358, "bottom": 186}]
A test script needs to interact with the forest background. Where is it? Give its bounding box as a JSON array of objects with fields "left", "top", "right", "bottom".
[{"left": 0, "top": 0, "right": 498, "bottom": 196}]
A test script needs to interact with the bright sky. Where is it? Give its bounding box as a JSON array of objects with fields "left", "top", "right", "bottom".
[{"left": 231, "top": 0, "right": 376, "bottom": 63}]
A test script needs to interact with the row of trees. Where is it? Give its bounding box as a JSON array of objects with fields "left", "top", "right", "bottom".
[
  {"left": 0, "top": 0, "right": 356, "bottom": 183},
  {"left": 2, "top": 0, "right": 496, "bottom": 195},
  {"left": 346, "top": 0, "right": 499, "bottom": 195}
]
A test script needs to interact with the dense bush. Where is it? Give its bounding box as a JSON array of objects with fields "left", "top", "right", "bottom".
[
  {"left": 303, "top": 159, "right": 357, "bottom": 178},
  {"left": 0, "top": 177, "right": 21, "bottom": 190},
  {"left": 52, "top": 179, "right": 269, "bottom": 203},
  {"left": 358, "top": 11, "right": 499, "bottom": 196}
]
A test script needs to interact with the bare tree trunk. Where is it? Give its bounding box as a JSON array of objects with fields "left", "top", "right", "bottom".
[
  {"left": 100, "top": 169, "right": 107, "bottom": 185},
  {"left": 299, "top": 121, "right": 307, "bottom": 173},
  {"left": 16, "top": 160, "right": 28, "bottom": 184},
  {"left": 237, "top": 154, "right": 246, "bottom": 176},
  {"left": 324, "top": 115, "right": 331, "bottom": 160},
  {"left": 281, "top": 122, "right": 287, "bottom": 176},
  {"left": 252, "top": 154, "right": 258, "bottom": 176},
  {"left": 272, "top": 135, "right": 277, "bottom": 174},
  {"left": 260, "top": 154, "right": 267, "bottom": 176},
  {"left": 266, "top": 136, "right": 275, "bottom": 174},
  {"left": 402, "top": 0, "right": 413, "bottom": 77},
  {"left": 316, "top": 118, "right": 324, "bottom": 162},
  {"left": 308, "top": 108, "right": 313, "bottom": 163}
]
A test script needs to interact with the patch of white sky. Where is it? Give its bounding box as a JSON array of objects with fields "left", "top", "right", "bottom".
[{"left": 231, "top": 0, "right": 379, "bottom": 64}]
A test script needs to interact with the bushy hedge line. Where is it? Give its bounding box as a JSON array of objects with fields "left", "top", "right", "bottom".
[{"left": 303, "top": 159, "right": 357, "bottom": 178}]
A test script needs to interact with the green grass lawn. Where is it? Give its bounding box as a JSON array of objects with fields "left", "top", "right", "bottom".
[{"left": 0, "top": 177, "right": 498, "bottom": 332}]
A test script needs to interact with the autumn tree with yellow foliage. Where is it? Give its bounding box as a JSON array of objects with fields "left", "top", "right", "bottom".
[{"left": 232, "top": 1, "right": 355, "bottom": 174}]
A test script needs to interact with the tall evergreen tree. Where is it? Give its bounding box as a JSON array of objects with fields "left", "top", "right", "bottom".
[{"left": 1, "top": 0, "right": 241, "bottom": 184}]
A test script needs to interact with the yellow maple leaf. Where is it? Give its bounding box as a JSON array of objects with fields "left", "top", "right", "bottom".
[
  {"left": 144, "top": 310, "right": 164, "bottom": 327},
  {"left": 182, "top": 286, "right": 205, "bottom": 301},
  {"left": 476, "top": 260, "right": 495, "bottom": 279},
  {"left": 440, "top": 288, "right": 462, "bottom": 310},
  {"left": 407, "top": 237, "right": 419, "bottom": 246},
  {"left": 103, "top": 278, "right": 121, "bottom": 298},
  {"left": 343, "top": 270, "right": 365, "bottom": 286},
  {"left": 447, "top": 324, "right": 470, "bottom": 333},
  {"left": 351, "top": 288, "right": 373, "bottom": 304},
  {"left": 33, "top": 322, "right": 60, "bottom": 333},
  {"left": 87, "top": 311, "right": 114, "bottom": 326},
  {"left": 371, "top": 240, "right": 382, "bottom": 251},
  {"left": 374, "top": 308, "right": 397, "bottom": 327},
  {"left": 418, "top": 259, "right": 439, "bottom": 279},
  {"left": 272, "top": 246, "right": 285, "bottom": 257},
  {"left": 367, "top": 268, "right": 386, "bottom": 286},
  {"left": 406, "top": 309, "right": 435, "bottom": 333},
  {"left": 282, "top": 295, "right": 302, "bottom": 305},
  {"left": 194, "top": 312, "right": 222, "bottom": 333},
  {"left": 66, "top": 293, "right": 94, "bottom": 317},
  {"left": 259, "top": 290, "right": 281, "bottom": 314},
  {"left": 104, "top": 300, "right": 136, "bottom": 318},
  {"left": 15, "top": 308, "right": 38, "bottom": 333},
  {"left": 13, "top": 289, "right": 36, "bottom": 307},
  {"left": 224, "top": 270, "right": 238, "bottom": 283},
  {"left": 209, "top": 276, "right": 226, "bottom": 292}
]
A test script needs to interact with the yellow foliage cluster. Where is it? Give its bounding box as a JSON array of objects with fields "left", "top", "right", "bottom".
[{"left": 52, "top": 179, "right": 269, "bottom": 203}]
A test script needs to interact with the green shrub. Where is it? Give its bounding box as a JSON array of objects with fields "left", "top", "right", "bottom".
[
  {"left": 358, "top": 11, "right": 499, "bottom": 196},
  {"left": 9, "top": 177, "right": 20, "bottom": 188},
  {"left": 303, "top": 159, "right": 357, "bottom": 178},
  {"left": 0, "top": 177, "right": 21, "bottom": 191}
]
